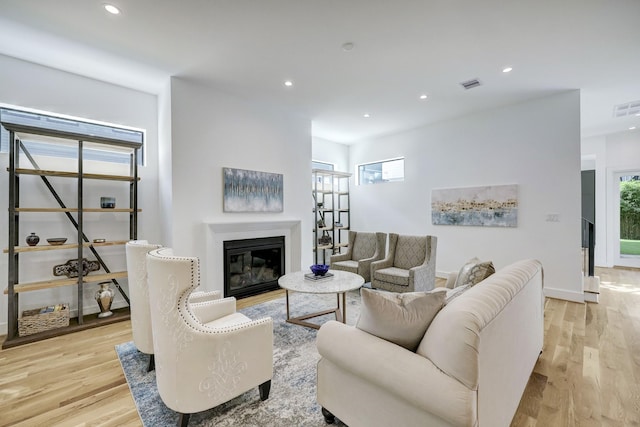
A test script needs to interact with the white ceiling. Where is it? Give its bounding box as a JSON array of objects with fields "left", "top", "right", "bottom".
[{"left": 0, "top": 0, "right": 639, "bottom": 143}]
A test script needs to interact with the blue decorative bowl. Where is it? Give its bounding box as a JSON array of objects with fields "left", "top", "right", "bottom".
[{"left": 310, "top": 264, "right": 330, "bottom": 276}]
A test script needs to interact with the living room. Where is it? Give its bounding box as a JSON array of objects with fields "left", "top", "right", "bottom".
[{"left": 1, "top": 1, "right": 639, "bottom": 426}]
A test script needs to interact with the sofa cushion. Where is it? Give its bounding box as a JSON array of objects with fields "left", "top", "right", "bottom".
[
  {"left": 444, "top": 284, "right": 471, "bottom": 305},
  {"left": 356, "top": 288, "right": 445, "bottom": 351},
  {"left": 374, "top": 267, "right": 410, "bottom": 286},
  {"left": 454, "top": 258, "right": 495, "bottom": 288}
]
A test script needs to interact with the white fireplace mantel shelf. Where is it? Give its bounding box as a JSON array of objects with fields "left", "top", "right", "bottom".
[
  {"left": 204, "top": 219, "right": 301, "bottom": 233},
  {"left": 204, "top": 219, "right": 302, "bottom": 293}
]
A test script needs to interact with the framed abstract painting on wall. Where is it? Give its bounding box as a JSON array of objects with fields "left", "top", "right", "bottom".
[
  {"left": 431, "top": 184, "right": 518, "bottom": 227},
  {"left": 223, "top": 167, "right": 284, "bottom": 212}
]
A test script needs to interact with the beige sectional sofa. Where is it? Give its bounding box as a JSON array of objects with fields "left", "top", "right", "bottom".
[{"left": 316, "top": 259, "right": 544, "bottom": 427}]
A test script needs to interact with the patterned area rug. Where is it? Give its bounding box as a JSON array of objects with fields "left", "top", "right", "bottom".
[{"left": 116, "top": 290, "right": 362, "bottom": 426}]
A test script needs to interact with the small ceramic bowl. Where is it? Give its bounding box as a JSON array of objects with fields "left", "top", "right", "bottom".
[
  {"left": 47, "top": 238, "right": 68, "bottom": 246},
  {"left": 310, "top": 264, "right": 330, "bottom": 276}
]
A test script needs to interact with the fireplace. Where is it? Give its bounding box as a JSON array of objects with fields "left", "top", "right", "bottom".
[{"left": 223, "top": 236, "right": 285, "bottom": 299}]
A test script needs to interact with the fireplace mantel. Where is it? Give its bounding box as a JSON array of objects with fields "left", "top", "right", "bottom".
[{"left": 204, "top": 219, "right": 302, "bottom": 292}]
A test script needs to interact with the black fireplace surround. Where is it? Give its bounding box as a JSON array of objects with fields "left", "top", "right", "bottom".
[{"left": 223, "top": 236, "right": 285, "bottom": 299}]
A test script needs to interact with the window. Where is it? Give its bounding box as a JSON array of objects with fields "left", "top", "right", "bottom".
[
  {"left": 357, "top": 158, "right": 404, "bottom": 185},
  {"left": 312, "top": 160, "right": 334, "bottom": 171},
  {"left": 0, "top": 107, "right": 145, "bottom": 165}
]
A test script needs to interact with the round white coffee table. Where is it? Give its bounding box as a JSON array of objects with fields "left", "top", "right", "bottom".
[{"left": 278, "top": 270, "right": 364, "bottom": 329}]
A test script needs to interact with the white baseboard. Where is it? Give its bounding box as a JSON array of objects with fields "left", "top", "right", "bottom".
[
  {"left": 436, "top": 270, "right": 450, "bottom": 279},
  {"left": 584, "top": 292, "right": 599, "bottom": 303},
  {"left": 544, "top": 287, "right": 586, "bottom": 303}
]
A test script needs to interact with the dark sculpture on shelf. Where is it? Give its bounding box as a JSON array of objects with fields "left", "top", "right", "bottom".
[{"left": 53, "top": 258, "right": 101, "bottom": 278}]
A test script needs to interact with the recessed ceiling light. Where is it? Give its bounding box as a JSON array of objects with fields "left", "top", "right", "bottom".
[
  {"left": 419, "top": 94, "right": 428, "bottom": 100},
  {"left": 104, "top": 4, "right": 120, "bottom": 14},
  {"left": 341, "top": 42, "right": 355, "bottom": 52},
  {"left": 363, "top": 113, "right": 371, "bottom": 118},
  {"left": 502, "top": 67, "right": 513, "bottom": 73},
  {"left": 630, "top": 126, "right": 637, "bottom": 130},
  {"left": 284, "top": 80, "right": 293, "bottom": 87}
]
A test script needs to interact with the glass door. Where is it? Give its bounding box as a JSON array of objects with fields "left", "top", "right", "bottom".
[{"left": 615, "top": 172, "right": 640, "bottom": 267}]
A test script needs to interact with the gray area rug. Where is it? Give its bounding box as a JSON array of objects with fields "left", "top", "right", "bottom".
[{"left": 116, "top": 290, "right": 362, "bottom": 426}]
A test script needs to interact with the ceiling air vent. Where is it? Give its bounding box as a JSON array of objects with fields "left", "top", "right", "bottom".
[
  {"left": 613, "top": 100, "right": 640, "bottom": 118},
  {"left": 460, "top": 79, "right": 481, "bottom": 90}
]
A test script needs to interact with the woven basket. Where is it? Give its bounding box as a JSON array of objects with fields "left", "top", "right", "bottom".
[{"left": 18, "top": 303, "right": 70, "bottom": 337}]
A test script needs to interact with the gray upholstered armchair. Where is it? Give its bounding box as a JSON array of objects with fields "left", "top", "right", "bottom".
[
  {"left": 370, "top": 234, "right": 437, "bottom": 292},
  {"left": 330, "top": 231, "right": 387, "bottom": 282}
]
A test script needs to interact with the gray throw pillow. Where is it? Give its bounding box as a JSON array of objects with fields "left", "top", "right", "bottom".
[
  {"left": 356, "top": 288, "right": 445, "bottom": 351},
  {"left": 454, "top": 257, "right": 495, "bottom": 288}
]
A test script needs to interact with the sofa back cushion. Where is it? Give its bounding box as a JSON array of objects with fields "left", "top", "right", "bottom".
[{"left": 415, "top": 259, "right": 543, "bottom": 390}]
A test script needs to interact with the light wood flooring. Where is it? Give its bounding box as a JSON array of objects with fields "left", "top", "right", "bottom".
[{"left": 0, "top": 271, "right": 638, "bottom": 426}]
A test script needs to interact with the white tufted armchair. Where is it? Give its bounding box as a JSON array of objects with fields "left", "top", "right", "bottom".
[
  {"left": 146, "top": 248, "right": 273, "bottom": 427},
  {"left": 329, "top": 231, "right": 387, "bottom": 282},
  {"left": 126, "top": 241, "right": 222, "bottom": 372},
  {"left": 370, "top": 234, "right": 437, "bottom": 293}
]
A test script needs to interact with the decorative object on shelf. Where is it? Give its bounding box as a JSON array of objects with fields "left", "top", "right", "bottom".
[
  {"left": 95, "top": 282, "right": 115, "bottom": 318},
  {"left": 100, "top": 196, "right": 116, "bottom": 208},
  {"left": 317, "top": 219, "right": 326, "bottom": 228},
  {"left": 18, "top": 303, "right": 69, "bottom": 337},
  {"left": 92, "top": 238, "right": 106, "bottom": 243},
  {"left": 334, "top": 222, "right": 343, "bottom": 227},
  {"left": 46, "top": 237, "right": 68, "bottom": 246},
  {"left": 316, "top": 202, "right": 324, "bottom": 210},
  {"left": 310, "top": 264, "right": 330, "bottom": 276},
  {"left": 223, "top": 167, "right": 283, "bottom": 212},
  {"left": 431, "top": 184, "right": 518, "bottom": 227},
  {"left": 318, "top": 235, "right": 332, "bottom": 246},
  {"left": 53, "top": 258, "right": 101, "bottom": 278},
  {"left": 26, "top": 232, "right": 40, "bottom": 246}
]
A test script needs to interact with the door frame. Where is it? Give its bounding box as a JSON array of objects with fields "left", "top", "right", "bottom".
[{"left": 609, "top": 168, "right": 640, "bottom": 268}]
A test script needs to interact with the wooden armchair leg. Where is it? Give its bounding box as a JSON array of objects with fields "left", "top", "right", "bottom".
[{"left": 259, "top": 380, "right": 271, "bottom": 400}]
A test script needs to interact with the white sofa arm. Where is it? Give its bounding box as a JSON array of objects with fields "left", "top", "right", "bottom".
[
  {"left": 317, "top": 321, "right": 475, "bottom": 425},
  {"left": 190, "top": 297, "right": 237, "bottom": 324}
]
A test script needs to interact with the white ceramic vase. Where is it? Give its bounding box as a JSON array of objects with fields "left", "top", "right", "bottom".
[{"left": 95, "top": 281, "right": 115, "bottom": 318}]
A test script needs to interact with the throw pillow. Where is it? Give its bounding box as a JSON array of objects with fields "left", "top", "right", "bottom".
[
  {"left": 454, "top": 257, "right": 495, "bottom": 288},
  {"left": 443, "top": 284, "right": 471, "bottom": 305},
  {"left": 356, "top": 288, "right": 445, "bottom": 351}
]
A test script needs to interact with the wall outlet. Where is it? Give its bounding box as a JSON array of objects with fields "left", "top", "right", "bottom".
[{"left": 545, "top": 213, "right": 560, "bottom": 222}]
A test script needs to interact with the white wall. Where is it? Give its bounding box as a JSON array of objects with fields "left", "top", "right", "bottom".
[
  {"left": 582, "top": 129, "right": 640, "bottom": 267},
  {"left": 169, "top": 77, "right": 312, "bottom": 292},
  {"left": 349, "top": 91, "right": 583, "bottom": 302},
  {"left": 158, "top": 81, "right": 173, "bottom": 247},
  {"left": 312, "top": 137, "right": 350, "bottom": 172},
  {"left": 0, "top": 54, "right": 160, "bottom": 334}
]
